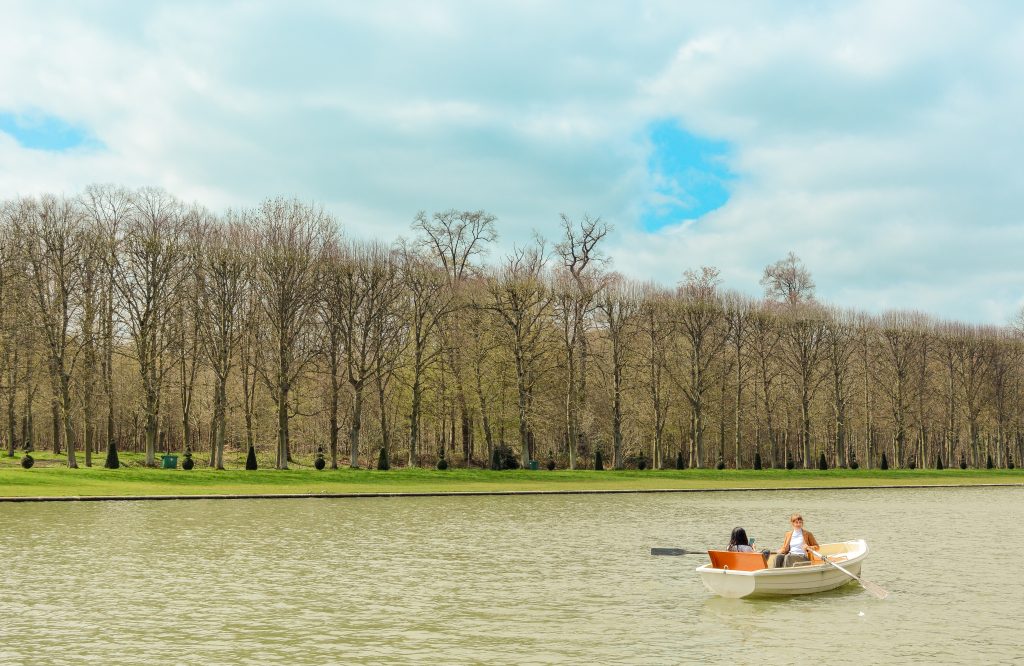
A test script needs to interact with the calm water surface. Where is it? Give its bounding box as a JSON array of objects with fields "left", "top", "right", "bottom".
[{"left": 1, "top": 487, "right": 1022, "bottom": 665}]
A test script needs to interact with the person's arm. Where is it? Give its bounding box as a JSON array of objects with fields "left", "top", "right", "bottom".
[
  {"left": 779, "top": 530, "right": 792, "bottom": 554},
  {"left": 806, "top": 531, "right": 819, "bottom": 549}
]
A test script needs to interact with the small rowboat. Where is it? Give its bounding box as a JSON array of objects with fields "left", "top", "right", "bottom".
[{"left": 696, "top": 539, "right": 869, "bottom": 598}]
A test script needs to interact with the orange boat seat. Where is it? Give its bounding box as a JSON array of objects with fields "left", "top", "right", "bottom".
[{"left": 707, "top": 550, "right": 769, "bottom": 571}]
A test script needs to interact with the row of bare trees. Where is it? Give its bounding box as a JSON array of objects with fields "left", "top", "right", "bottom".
[{"left": 1, "top": 186, "right": 1021, "bottom": 470}]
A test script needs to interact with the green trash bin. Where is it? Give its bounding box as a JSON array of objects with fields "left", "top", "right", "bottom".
[
  {"left": 528, "top": 460, "right": 539, "bottom": 471},
  {"left": 161, "top": 455, "right": 178, "bottom": 469}
]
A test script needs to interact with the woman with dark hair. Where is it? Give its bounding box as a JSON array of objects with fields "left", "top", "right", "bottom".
[{"left": 727, "top": 527, "right": 754, "bottom": 552}]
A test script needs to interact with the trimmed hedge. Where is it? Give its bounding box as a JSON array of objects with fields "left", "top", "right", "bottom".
[
  {"left": 245, "top": 445, "right": 258, "bottom": 470},
  {"left": 104, "top": 442, "right": 120, "bottom": 469}
]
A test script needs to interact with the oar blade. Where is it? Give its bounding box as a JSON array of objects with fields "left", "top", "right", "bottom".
[
  {"left": 651, "top": 547, "right": 688, "bottom": 556},
  {"left": 860, "top": 579, "right": 889, "bottom": 600}
]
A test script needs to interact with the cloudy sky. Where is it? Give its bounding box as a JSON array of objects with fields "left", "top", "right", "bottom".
[{"left": 2, "top": 1, "right": 1023, "bottom": 323}]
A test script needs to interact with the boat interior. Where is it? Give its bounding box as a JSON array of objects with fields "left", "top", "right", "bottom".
[{"left": 706, "top": 542, "right": 854, "bottom": 571}]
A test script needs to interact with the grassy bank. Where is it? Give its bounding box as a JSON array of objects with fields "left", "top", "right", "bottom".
[{"left": 1, "top": 451, "right": 1022, "bottom": 498}]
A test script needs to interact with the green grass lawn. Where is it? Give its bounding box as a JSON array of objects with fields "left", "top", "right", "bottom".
[{"left": 2, "top": 450, "right": 1022, "bottom": 498}]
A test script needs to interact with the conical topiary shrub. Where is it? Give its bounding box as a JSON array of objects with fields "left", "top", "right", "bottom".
[
  {"left": 436, "top": 451, "right": 448, "bottom": 470},
  {"left": 959, "top": 455, "right": 967, "bottom": 470},
  {"left": 245, "top": 444, "right": 258, "bottom": 470},
  {"left": 907, "top": 457, "right": 916, "bottom": 470},
  {"left": 314, "top": 445, "right": 326, "bottom": 470},
  {"left": 675, "top": 451, "right": 685, "bottom": 470},
  {"left": 377, "top": 446, "right": 390, "bottom": 471},
  {"left": 785, "top": 452, "right": 795, "bottom": 470},
  {"left": 715, "top": 457, "right": 725, "bottom": 470},
  {"left": 104, "top": 441, "right": 120, "bottom": 469},
  {"left": 20, "top": 453, "right": 34, "bottom": 469},
  {"left": 849, "top": 450, "right": 859, "bottom": 470},
  {"left": 594, "top": 450, "right": 604, "bottom": 471},
  {"left": 936, "top": 454, "right": 944, "bottom": 470},
  {"left": 818, "top": 452, "right": 828, "bottom": 470},
  {"left": 753, "top": 450, "right": 762, "bottom": 470},
  {"left": 182, "top": 447, "right": 195, "bottom": 470},
  {"left": 546, "top": 457, "right": 555, "bottom": 471},
  {"left": 880, "top": 451, "right": 889, "bottom": 470},
  {"left": 986, "top": 454, "right": 994, "bottom": 469}
]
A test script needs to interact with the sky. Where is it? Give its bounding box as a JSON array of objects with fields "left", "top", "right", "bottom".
[{"left": 2, "top": 1, "right": 1023, "bottom": 324}]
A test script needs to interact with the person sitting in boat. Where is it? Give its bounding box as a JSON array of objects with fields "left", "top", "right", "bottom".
[
  {"left": 774, "top": 513, "right": 819, "bottom": 567},
  {"left": 727, "top": 527, "right": 754, "bottom": 552}
]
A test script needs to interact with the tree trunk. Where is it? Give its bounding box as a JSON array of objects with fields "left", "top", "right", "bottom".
[
  {"left": 474, "top": 364, "right": 494, "bottom": 465},
  {"left": 60, "top": 375, "right": 77, "bottom": 468},
  {"left": 379, "top": 380, "right": 391, "bottom": 460},
  {"left": 6, "top": 375, "right": 16, "bottom": 456},
  {"left": 349, "top": 383, "right": 364, "bottom": 468},
  {"left": 276, "top": 384, "right": 289, "bottom": 470},
  {"left": 409, "top": 374, "right": 422, "bottom": 468}
]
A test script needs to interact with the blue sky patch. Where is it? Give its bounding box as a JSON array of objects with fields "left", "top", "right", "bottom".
[
  {"left": 640, "top": 120, "right": 735, "bottom": 231},
  {"left": 0, "top": 111, "right": 98, "bottom": 151}
]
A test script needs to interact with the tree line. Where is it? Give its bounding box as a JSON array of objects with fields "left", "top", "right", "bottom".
[{"left": 1, "top": 185, "right": 1020, "bottom": 471}]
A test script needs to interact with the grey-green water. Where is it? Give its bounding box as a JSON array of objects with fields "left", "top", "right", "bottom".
[{"left": 1, "top": 488, "right": 1021, "bottom": 665}]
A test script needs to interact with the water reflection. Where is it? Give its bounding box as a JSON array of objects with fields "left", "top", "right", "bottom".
[{"left": 0, "top": 487, "right": 1022, "bottom": 665}]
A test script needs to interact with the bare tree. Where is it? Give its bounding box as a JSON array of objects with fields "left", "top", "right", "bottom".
[
  {"left": 16, "top": 195, "right": 85, "bottom": 468},
  {"left": 319, "top": 238, "right": 347, "bottom": 470},
  {"left": 875, "top": 312, "right": 926, "bottom": 467},
  {"left": 197, "top": 214, "right": 249, "bottom": 469},
  {"left": 748, "top": 305, "right": 783, "bottom": 466},
  {"left": 0, "top": 200, "right": 27, "bottom": 457},
  {"left": 484, "top": 242, "right": 553, "bottom": 468},
  {"left": 780, "top": 305, "right": 827, "bottom": 468},
  {"left": 464, "top": 285, "right": 500, "bottom": 464},
  {"left": 413, "top": 209, "right": 498, "bottom": 283},
  {"left": 553, "top": 213, "right": 610, "bottom": 469},
  {"left": 174, "top": 216, "right": 207, "bottom": 460},
  {"left": 414, "top": 209, "right": 498, "bottom": 465},
  {"left": 251, "top": 198, "right": 329, "bottom": 469},
  {"left": 77, "top": 217, "right": 106, "bottom": 466},
  {"left": 336, "top": 242, "right": 405, "bottom": 467},
  {"left": 950, "top": 324, "right": 990, "bottom": 467},
  {"left": 115, "top": 188, "right": 193, "bottom": 466},
  {"left": 638, "top": 285, "right": 674, "bottom": 469},
  {"left": 80, "top": 184, "right": 131, "bottom": 467},
  {"left": 596, "top": 275, "right": 640, "bottom": 470},
  {"left": 822, "top": 308, "right": 858, "bottom": 467},
  {"left": 761, "top": 252, "right": 816, "bottom": 306},
  {"left": 396, "top": 242, "right": 455, "bottom": 467},
  {"left": 724, "top": 294, "right": 754, "bottom": 468},
  {"left": 675, "top": 267, "right": 728, "bottom": 469}
]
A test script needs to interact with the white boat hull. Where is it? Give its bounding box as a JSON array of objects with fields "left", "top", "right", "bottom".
[{"left": 696, "top": 540, "right": 869, "bottom": 598}]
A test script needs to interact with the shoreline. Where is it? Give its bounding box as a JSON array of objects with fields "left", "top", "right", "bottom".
[{"left": 3, "top": 481, "right": 1022, "bottom": 503}]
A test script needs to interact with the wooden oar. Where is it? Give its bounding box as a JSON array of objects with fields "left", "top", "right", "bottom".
[
  {"left": 652, "top": 539, "right": 758, "bottom": 556},
  {"left": 650, "top": 547, "right": 702, "bottom": 556},
  {"left": 809, "top": 547, "right": 889, "bottom": 600}
]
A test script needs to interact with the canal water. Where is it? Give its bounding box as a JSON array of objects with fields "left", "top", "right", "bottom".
[{"left": 1, "top": 487, "right": 1021, "bottom": 665}]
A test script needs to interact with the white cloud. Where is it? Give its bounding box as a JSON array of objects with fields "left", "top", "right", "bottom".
[{"left": 1, "top": 1, "right": 1023, "bottom": 322}]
